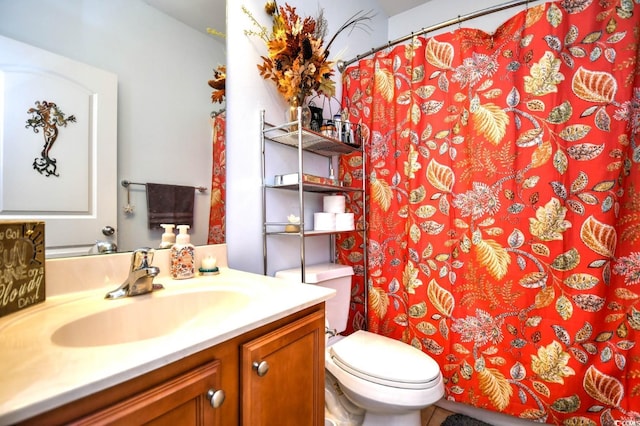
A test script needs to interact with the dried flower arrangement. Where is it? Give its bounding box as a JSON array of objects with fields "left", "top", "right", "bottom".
[
  {"left": 208, "top": 64, "right": 226, "bottom": 104},
  {"left": 206, "top": 27, "right": 226, "bottom": 104},
  {"left": 244, "top": 1, "right": 373, "bottom": 103}
]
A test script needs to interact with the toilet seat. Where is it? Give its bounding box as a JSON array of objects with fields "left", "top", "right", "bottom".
[{"left": 328, "top": 330, "right": 441, "bottom": 390}]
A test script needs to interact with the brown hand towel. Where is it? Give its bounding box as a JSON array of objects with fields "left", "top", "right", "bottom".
[{"left": 146, "top": 183, "right": 195, "bottom": 230}]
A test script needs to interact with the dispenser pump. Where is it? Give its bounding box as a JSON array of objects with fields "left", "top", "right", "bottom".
[
  {"left": 176, "top": 225, "right": 191, "bottom": 244},
  {"left": 159, "top": 224, "right": 176, "bottom": 249}
]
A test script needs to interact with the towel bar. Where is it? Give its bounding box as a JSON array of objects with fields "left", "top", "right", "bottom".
[{"left": 121, "top": 180, "right": 207, "bottom": 193}]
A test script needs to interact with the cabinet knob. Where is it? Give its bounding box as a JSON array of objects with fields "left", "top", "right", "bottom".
[
  {"left": 252, "top": 360, "right": 269, "bottom": 377},
  {"left": 206, "top": 389, "right": 225, "bottom": 408}
]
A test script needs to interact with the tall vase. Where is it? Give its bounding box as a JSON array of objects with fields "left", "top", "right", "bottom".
[{"left": 287, "top": 95, "right": 311, "bottom": 132}]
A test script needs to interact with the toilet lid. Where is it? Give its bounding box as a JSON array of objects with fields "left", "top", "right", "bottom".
[{"left": 329, "top": 330, "right": 441, "bottom": 390}]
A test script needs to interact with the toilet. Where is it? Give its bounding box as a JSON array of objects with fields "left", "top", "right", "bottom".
[{"left": 275, "top": 263, "right": 444, "bottom": 426}]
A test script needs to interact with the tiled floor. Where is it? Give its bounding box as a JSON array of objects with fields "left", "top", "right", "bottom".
[{"left": 421, "top": 406, "right": 455, "bottom": 425}]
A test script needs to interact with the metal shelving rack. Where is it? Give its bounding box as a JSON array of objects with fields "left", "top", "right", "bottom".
[{"left": 260, "top": 108, "right": 367, "bottom": 286}]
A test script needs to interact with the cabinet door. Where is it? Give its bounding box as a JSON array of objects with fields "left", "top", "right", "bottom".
[
  {"left": 0, "top": 35, "right": 118, "bottom": 257},
  {"left": 241, "top": 310, "right": 325, "bottom": 426},
  {"left": 73, "top": 360, "right": 224, "bottom": 426}
]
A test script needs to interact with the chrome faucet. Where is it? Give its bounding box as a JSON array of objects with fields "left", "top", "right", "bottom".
[{"left": 105, "top": 248, "right": 160, "bottom": 299}]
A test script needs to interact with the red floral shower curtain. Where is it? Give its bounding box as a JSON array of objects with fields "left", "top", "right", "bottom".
[
  {"left": 208, "top": 112, "right": 226, "bottom": 244},
  {"left": 338, "top": 1, "right": 640, "bottom": 423}
]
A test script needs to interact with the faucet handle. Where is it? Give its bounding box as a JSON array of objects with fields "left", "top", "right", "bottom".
[
  {"left": 131, "top": 247, "right": 154, "bottom": 270},
  {"left": 94, "top": 240, "right": 117, "bottom": 254}
]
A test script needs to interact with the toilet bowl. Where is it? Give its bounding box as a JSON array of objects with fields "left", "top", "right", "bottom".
[
  {"left": 275, "top": 263, "right": 444, "bottom": 426},
  {"left": 326, "top": 330, "right": 444, "bottom": 425}
]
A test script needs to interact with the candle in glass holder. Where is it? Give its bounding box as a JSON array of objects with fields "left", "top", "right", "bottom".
[{"left": 201, "top": 256, "right": 217, "bottom": 270}]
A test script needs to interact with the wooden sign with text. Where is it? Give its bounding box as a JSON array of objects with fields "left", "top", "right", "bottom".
[{"left": 0, "top": 221, "right": 45, "bottom": 318}]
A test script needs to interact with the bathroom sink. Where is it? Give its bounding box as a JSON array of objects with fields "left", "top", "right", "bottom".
[{"left": 51, "top": 288, "right": 250, "bottom": 347}]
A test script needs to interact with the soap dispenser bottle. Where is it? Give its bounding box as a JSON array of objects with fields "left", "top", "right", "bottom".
[
  {"left": 159, "top": 224, "right": 176, "bottom": 249},
  {"left": 171, "top": 225, "right": 195, "bottom": 279}
]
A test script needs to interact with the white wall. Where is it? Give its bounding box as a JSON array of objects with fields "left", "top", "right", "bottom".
[
  {"left": 225, "top": 0, "right": 389, "bottom": 274},
  {"left": 0, "top": 0, "right": 224, "bottom": 252}
]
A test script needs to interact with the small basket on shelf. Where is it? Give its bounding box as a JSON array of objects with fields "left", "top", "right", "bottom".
[{"left": 307, "top": 95, "right": 363, "bottom": 148}]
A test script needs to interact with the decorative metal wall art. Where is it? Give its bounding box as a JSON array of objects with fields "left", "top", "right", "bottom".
[{"left": 25, "top": 100, "right": 76, "bottom": 177}]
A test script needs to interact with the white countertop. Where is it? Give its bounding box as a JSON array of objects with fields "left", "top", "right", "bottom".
[{"left": 0, "top": 245, "right": 334, "bottom": 425}]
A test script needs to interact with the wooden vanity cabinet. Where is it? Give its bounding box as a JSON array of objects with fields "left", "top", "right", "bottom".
[
  {"left": 18, "top": 305, "right": 325, "bottom": 426},
  {"left": 242, "top": 309, "right": 325, "bottom": 425},
  {"left": 73, "top": 360, "right": 223, "bottom": 426}
]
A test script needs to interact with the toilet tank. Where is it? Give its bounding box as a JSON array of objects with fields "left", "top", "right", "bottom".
[{"left": 275, "top": 263, "right": 354, "bottom": 335}]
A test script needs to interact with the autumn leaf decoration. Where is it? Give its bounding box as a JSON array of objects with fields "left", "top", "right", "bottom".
[
  {"left": 243, "top": 1, "right": 373, "bottom": 102},
  {"left": 205, "top": 25, "right": 226, "bottom": 105},
  {"left": 208, "top": 65, "right": 226, "bottom": 104}
]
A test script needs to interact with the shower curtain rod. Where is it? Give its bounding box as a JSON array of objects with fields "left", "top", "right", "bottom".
[{"left": 337, "top": 0, "right": 542, "bottom": 72}]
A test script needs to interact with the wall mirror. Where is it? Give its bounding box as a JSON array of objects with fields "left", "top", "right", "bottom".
[{"left": 0, "top": 0, "right": 226, "bottom": 257}]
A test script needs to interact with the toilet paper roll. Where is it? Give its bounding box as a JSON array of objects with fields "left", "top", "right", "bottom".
[
  {"left": 314, "top": 212, "right": 336, "bottom": 231},
  {"left": 335, "top": 213, "right": 354, "bottom": 231},
  {"left": 323, "top": 195, "right": 346, "bottom": 214}
]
